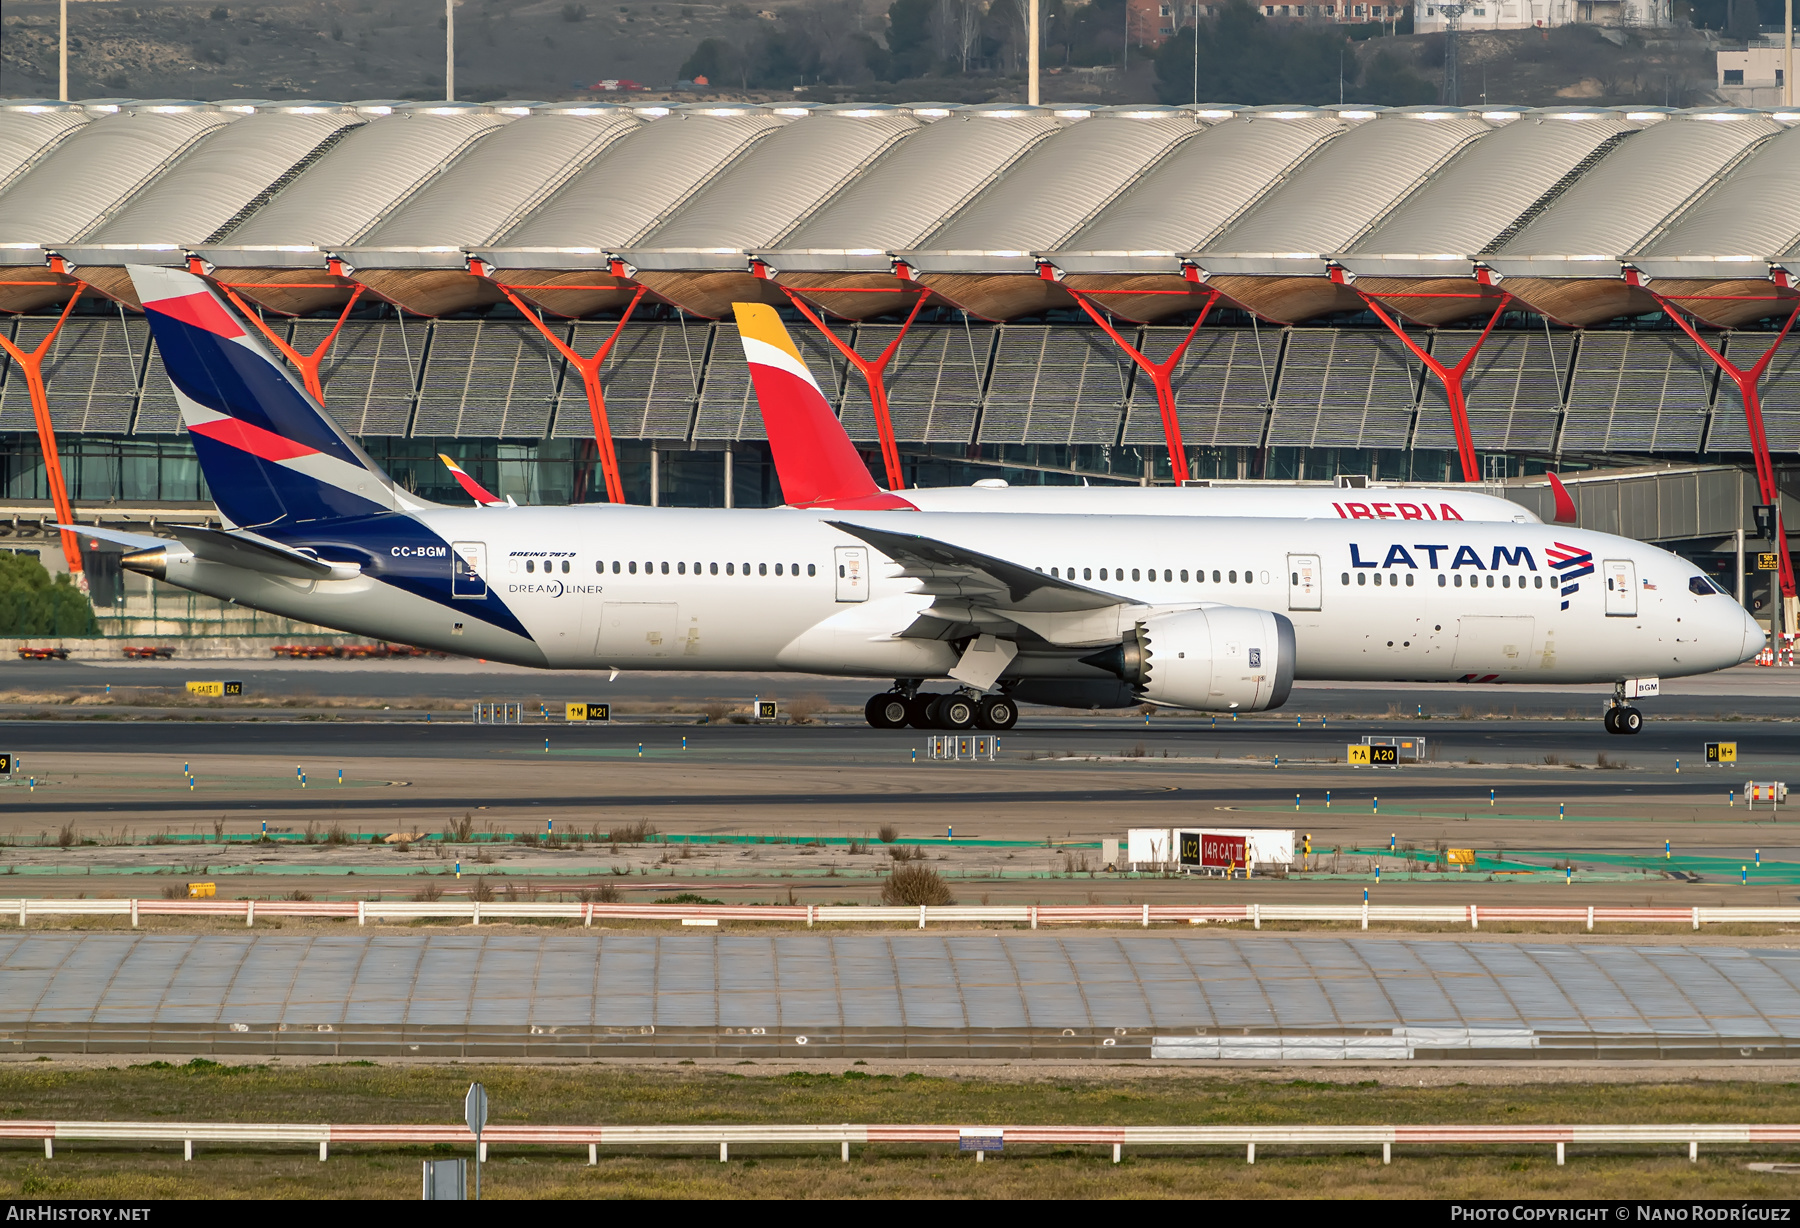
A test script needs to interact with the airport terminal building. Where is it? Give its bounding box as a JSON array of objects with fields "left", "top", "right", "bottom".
[{"left": 0, "top": 96, "right": 1794, "bottom": 641}]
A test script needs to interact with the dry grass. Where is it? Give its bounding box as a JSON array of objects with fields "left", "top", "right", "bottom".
[
  {"left": 881, "top": 865, "right": 955, "bottom": 906},
  {"left": 0, "top": 1067, "right": 1798, "bottom": 1199}
]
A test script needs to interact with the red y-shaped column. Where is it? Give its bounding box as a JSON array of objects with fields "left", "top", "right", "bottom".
[
  {"left": 495, "top": 284, "right": 648, "bottom": 505},
  {"left": 0, "top": 288, "right": 86, "bottom": 582},
  {"left": 1351, "top": 288, "right": 1512, "bottom": 484},
  {"left": 1653, "top": 295, "right": 1800, "bottom": 608},
  {"left": 218, "top": 283, "right": 367, "bottom": 403},
  {"left": 1065, "top": 288, "right": 1220, "bottom": 485},
  {"left": 778, "top": 287, "right": 930, "bottom": 493}
]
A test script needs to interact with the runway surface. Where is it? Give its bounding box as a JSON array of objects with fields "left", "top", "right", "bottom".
[
  {"left": 0, "top": 660, "right": 1793, "bottom": 718},
  {"left": 4, "top": 931, "right": 1798, "bottom": 1061}
]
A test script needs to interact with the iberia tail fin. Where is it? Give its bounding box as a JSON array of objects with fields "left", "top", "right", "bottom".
[
  {"left": 439, "top": 453, "right": 509, "bottom": 506},
  {"left": 732, "top": 302, "right": 914, "bottom": 511}
]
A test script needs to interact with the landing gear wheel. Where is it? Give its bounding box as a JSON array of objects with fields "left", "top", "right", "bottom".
[
  {"left": 931, "top": 693, "right": 978, "bottom": 730},
  {"left": 1603, "top": 708, "right": 1621, "bottom": 735},
  {"left": 1618, "top": 706, "right": 1642, "bottom": 735},
  {"left": 904, "top": 694, "right": 936, "bottom": 729},
  {"left": 865, "top": 692, "right": 909, "bottom": 729},
  {"left": 976, "top": 695, "right": 1018, "bottom": 730}
]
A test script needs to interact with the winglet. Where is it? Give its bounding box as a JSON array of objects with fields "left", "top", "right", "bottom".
[
  {"left": 1546, "top": 472, "right": 1577, "bottom": 524},
  {"left": 439, "top": 454, "right": 506, "bottom": 507},
  {"left": 733, "top": 302, "right": 914, "bottom": 511}
]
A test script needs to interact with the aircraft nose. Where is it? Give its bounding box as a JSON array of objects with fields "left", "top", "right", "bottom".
[{"left": 1738, "top": 604, "right": 1766, "bottom": 664}]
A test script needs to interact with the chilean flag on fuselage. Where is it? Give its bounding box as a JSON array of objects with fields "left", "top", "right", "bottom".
[{"left": 130, "top": 265, "right": 399, "bottom": 529}]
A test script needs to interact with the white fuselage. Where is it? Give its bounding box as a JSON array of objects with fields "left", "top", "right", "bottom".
[
  {"left": 155, "top": 506, "right": 1762, "bottom": 695},
  {"left": 896, "top": 484, "right": 1542, "bottom": 525}
]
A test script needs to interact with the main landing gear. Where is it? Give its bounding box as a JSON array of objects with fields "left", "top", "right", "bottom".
[{"left": 864, "top": 681, "right": 1018, "bottom": 731}]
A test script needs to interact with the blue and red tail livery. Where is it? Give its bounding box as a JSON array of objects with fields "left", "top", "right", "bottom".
[{"left": 131, "top": 265, "right": 410, "bottom": 530}]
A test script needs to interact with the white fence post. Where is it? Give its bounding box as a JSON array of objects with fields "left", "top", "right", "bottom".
[
  {"left": 585, "top": 904, "right": 593, "bottom": 927},
  {"left": 1470, "top": 904, "right": 1478, "bottom": 930},
  {"left": 719, "top": 1141, "right": 728, "bottom": 1162},
  {"left": 1587, "top": 905, "right": 1594, "bottom": 932},
  {"left": 1112, "top": 1143, "right": 1122, "bottom": 1163},
  {"left": 357, "top": 900, "right": 365, "bottom": 927},
  {"left": 1030, "top": 906, "right": 1038, "bottom": 930},
  {"left": 130, "top": 899, "right": 138, "bottom": 928},
  {"left": 1690, "top": 1141, "right": 1698, "bottom": 1162},
  {"left": 43, "top": 1137, "right": 51, "bottom": 1159},
  {"left": 1556, "top": 1142, "right": 1564, "bottom": 1166},
  {"left": 319, "top": 1140, "right": 327, "bottom": 1162},
  {"left": 1693, "top": 907, "right": 1700, "bottom": 931},
  {"left": 1246, "top": 1142, "right": 1255, "bottom": 1164},
  {"left": 919, "top": 905, "right": 927, "bottom": 929},
  {"left": 473, "top": 900, "right": 481, "bottom": 926},
  {"left": 246, "top": 901, "right": 255, "bottom": 928},
  {"left": 1142, "top": 903, "right": 1149, "bottom": 928},
  {"left": 589, "top": 1143, "right": 597, "bottom": 1165},
  {"left": 1383, "top": 1142, "right": 1391, "bottom": 1165},
  {"left": 1361, "top": 901, "right": 1368, "bottom": 930},
  {"left": 1253, "top": 904, "right": 1260, "bottom": 930}
]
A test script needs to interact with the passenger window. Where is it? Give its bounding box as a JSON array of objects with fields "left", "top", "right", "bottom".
[
  {"left": 629, "top": 561, "right": 637, "bottom": 574},
  {"left": 1501, "top": 574, "right": 1509, "bottom": 588},
  {"left": 596, "top": 561, "right": 603, "bottom": 574},
  {"left": 562, "top": 560, "right": 570, "bottom": 574},
  {"left": 775, "top": 564, "right": 783, "bottom": 576},
  {"left": 1180, "top": 570, "right": 1188, "bottom": 582},
  {"left": 1535, "top": 575, "right": 1543, "bottom": 589},
  {"left": 1132, "top": 569, "right": 1141, "bottom": 582},
  {"left": 838, "top": 565, "right": 845, "bottom": 578},
  {"left": 759, "top": 563, "right": 767, "bottom": 576},
  {"left": 1163, "top": 569, "right": 1171, "bottom": 582},
  {"left": 612, "top": 561, "right": 621, "bottom": 574},
  {"left": 1341, "top": 572, "right": 1350, "bottom": 585},
  {"left": 1454, "top": 574, "right": 1463, "bottom": 588},
  {"left": 1438, "top": 574, "right": 1447, "bottom": 587},
  {"left": 726, "top": 563, "right": 734, "bottom": 576},
  {"left": 1212, "top": 570, "right": 1221, "bottom": 583},
  {"left": 1229, "top": 570, "right": 1238, "bottom": 583},
  {"left": 807, "top": 564, "right": 816, "bottom": 577},
  {"left": 1485, "top": 575, "right": 1493, "bottom": 588},
  {"left": 1405, "top": 573, "right": 1414, "bottom": 587},
  {"left": 710, "top": 562, "right": 718, "bottom": 575},
  {"left": 1357, "top": 573, "right": 1367, "bottom": 586},
  {"left": 1083, "top": 568, "right": 1092, "bottom": 580},
  {"left": 525, "top": 560, "right": 535, "bottom": 573},
  {"left": 678, "top": 562, "right": 686, "bottom": 575}
]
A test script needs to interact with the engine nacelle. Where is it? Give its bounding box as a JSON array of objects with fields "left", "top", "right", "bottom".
[{"left": 1087, "top": 606, "right": 1295, "bottom": 712}]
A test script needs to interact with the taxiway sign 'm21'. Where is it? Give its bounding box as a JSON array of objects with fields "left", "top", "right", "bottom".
[{"left": 83, "top": 266, "right": 1761, "bottom": 735}]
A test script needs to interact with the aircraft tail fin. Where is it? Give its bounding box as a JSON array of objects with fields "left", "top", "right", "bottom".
[
  {"left": 129, "top": 264, "right": 418, "bottom": 531},
  {"left": 439, "top": 453, "right": 508, "bottom": 506},
  {"left": 732, "top": 302, "right": 914, "bottom": 511}
]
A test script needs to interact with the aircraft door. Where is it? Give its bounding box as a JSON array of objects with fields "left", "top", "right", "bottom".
[
  {"left": 834, "top": 546, "right": 868, "bottom": 602},
  {"left": 451, "top": 542, "right": 487, "bottom": 598},
  {"left": 1603, "top": 559, "right": 1637, "bottom": 617},
  {"left": 1287, "top": 553, "right": 1322, "bottom": 611}
]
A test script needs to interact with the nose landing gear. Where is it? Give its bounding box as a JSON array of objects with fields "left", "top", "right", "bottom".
[{"left": 1604, "top": 698, "right": 1643, "bottom": 735}]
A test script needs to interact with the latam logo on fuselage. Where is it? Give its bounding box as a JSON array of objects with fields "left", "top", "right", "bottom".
[
  {"left": 1333, "top": 501, "right": 1466, "bottom": 521},
  {"left": 1350, "top": 539, "right": 1595, "bottom": 608}
]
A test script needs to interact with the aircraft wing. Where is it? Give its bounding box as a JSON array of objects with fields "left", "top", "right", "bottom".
[{"left": 827, "top": 521, "right": 1121, "bottom": 614}]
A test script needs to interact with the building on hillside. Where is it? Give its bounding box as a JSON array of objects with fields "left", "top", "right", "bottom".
[
  {"left": 1128, "top": 0, "right": 1404, "bottom": 45},
  {"left": 1718, "top": 45, "right": 1794, "bottom": 107},
  {"left": 1413, "top": 0, "right": 1674, "bottom": 30}
]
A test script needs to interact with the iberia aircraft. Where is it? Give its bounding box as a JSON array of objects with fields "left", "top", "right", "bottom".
[
  {"left": 725, "top": 302, "right": 1567, "bottom": 525},
  {"left": 80, "top": 266, "right": 1759, "bottom": 737}
]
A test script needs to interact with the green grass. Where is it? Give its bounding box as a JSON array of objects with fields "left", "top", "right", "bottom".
[{"left": 3, "top": 1065, "right": 1800, "bottom": 1198}]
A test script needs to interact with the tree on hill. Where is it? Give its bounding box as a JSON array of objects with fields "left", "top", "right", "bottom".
[
  {"left": 1153, "top": 1, "right": 1343, "bottom": 105},
  {"left": 0, "top": 552, "right": 99, "bottom": 637}
]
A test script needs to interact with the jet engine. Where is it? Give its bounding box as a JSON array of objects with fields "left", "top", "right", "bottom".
[{"left": 1084, "top": 606, "right": 1295, "bottom": 712}]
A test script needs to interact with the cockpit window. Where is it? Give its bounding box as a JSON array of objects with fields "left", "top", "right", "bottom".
[{"left": 1689, "top": 574, "right": 1728, "bottom": 596}]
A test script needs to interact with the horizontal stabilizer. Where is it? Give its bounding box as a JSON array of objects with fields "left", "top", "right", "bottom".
[{"left": 55, "top": 523, "right": 361, "bottom": 582}]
